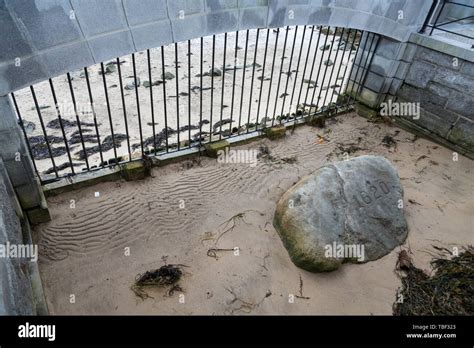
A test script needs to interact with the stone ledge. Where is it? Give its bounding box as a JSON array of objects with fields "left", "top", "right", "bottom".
[
  {"left": 263, "top": 125, "right": 286, "bottom": 140},
  {"left": 204, "top": 140, "right": 230, "bottom": 158},
  {"left": 409, "top": 33, "right": 474, "bottom": 63},
  {"left": 120, "top": 161, "right": 146, "bottom": 181}
]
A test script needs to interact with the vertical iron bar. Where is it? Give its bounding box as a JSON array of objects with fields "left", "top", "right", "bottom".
[
  {"left": 161, "top": 46, "right": 169, "bottom": 152},
  {"left": 238, "top": 30, "right": 250, "bottom": 131},
  {"left": 303, "top": 26, "right": 322, "bottom": 109},
  {"left": 48, "top": 79, "right": 74, "bottom": 173},
  {"left": 210, "top": 35, "right": 216, "bottom": 142},
  {"left": 199, "top": 37, "right": 203, "bottom": 154},
  {"left": 321, "top": 28, "right": 346, "bottom": 108},
  {"left": 188, "top": 40, "right": 192, "bottom": 148},
  {"left": 343, "top": 30, "right": 366, "bottom": 106},
  {"left": 100, "top": 62, "right": 118, "bottom": 161},
  {"left": 30, "top": 85, "right": 58, "bottom": 177},
  {"left": 309, "top": 26, "right": 331, "bottom": 109},
  {"left": 256, "top": 29, "right": 270, "bottom": 129},
  {"left": 67, "top": 73, "right": 90, "bottom": 170},
  {"left": 332, "top": 29, "right": 357, "bottom": 111},
  {"left": 347, "top": 31, "right": 371, "bottom": 100},
  {"left": 280, "top": 26, "right": 299, "bottom": 120},
  {"left": 84, "top": 67, "right": 104, "bottom": 166},
  {"left": 273, "top": 26, "right": 290, "bottom": 124},
  {"left": 147, "top": 50, "right": 157, "bottom": 155},
  {"left": 289, "top": 25, "right": 307, "bottom": 120},
  {"left": 313, "top": 26, "right": 337, "bottom": 109},
  {"left": 116, "top": 57, "right": 132, "bottom": 160},
  {"left": 229, "top": 31, "right": 239, "bottom": 136},
  {"left": 11, "top": 93, "right": 40, "bottom": 178},
  {"left": 430, "top": 0, "right": 446, "bottom": 35},
  {"left": 355, "top": 33, "right": 378, "bottom": 97},
  {"left": 219, "top": 33, "right": 227, "bottom": 139},
  {"left": 246, "top": 28, "right": 260, "bottom": 133},
  {"left": 267, "top": 28, "right": 280, "bottom": 127},
  {"left": 132, "top": 53, "right": 144, "bottom": 155},
  {"left": 174, "top": 43, "right": 180, "bottom": 150},
  {"left": 296, "top": 25, "right": 315, "bottom": 118}
]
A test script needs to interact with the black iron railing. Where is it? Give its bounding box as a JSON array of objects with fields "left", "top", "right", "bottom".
[
  {"left": 11, "top": 26, "right": 377, "bottom": 184},
  {"left": 421, "top": 0, "right": 474, "bottom": 44}
]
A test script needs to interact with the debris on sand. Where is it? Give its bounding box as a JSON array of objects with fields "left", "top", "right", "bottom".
[
  {"left": 257, "top": 144, "right": 298, "bottom": 167},
  {"left": 382, "top": 135, "right": 397, "bottom": 148},
  {"left": 206, "top": 210, "right": 264, "bottom": 260},
  {"left": 393, "top": 247, "right": 474, "bottom": 315},
  {"left": 131, "top": 264, "right": 187, "bottom": 300},
  {"left": 296, "top": 274, "right": 310, "bottom": 300}
]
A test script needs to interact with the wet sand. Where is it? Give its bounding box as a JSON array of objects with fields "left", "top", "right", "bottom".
[{"left": 34, "top": 112, "right": 473, "bottom": 315}]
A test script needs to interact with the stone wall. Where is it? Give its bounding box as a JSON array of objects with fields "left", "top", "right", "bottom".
[
  {"left": 394, "top": 42, "right": 474, "bottom": 157},
  {"left": 0, "top": 158, "right": 37, "bottom": 315},
  {"left": 351, "top": 31, "right": 473, "bottom": 158}
]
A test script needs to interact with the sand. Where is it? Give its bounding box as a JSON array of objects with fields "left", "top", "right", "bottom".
[
  {"left": 13, "top": 27, "right": 355, "bottom": 174},
  {"left": 33, "top": 112, "right": 474, "bottom": 315}
]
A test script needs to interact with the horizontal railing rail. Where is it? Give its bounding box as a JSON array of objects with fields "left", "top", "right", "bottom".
[
  {"left": 420, "top": 0, "right": 474, "bottom": 45},
  {"left": 11, "top": 26, "right": 378, "bottom": 184}
]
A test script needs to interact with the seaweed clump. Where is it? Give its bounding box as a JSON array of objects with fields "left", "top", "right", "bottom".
[
  {"left": 131, "top": 264, "right": 186, "bottom": 300},
  {"left": 393, "top": 247, "right": 474, "bottom": 315}
]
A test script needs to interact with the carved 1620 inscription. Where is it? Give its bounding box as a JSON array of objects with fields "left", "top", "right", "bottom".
[{"left": 353, "top": 181, "right": 391, "bottom": 207}]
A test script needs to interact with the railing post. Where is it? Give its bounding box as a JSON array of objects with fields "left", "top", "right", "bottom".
[
  {"left": 0, "top": 95, "right": 50, "bottom": 224},
  {"left": 420, "top": 0, "right": 440, "bottom": 34}
]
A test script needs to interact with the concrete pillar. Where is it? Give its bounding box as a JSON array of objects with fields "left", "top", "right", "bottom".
[{"left": 0, "top": 95, "right": 50, "bottom": 224}]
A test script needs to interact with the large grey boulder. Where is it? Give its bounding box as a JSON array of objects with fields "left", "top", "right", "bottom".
[{"left": 274, "top": 155, "right": 408, "bottom": 272}]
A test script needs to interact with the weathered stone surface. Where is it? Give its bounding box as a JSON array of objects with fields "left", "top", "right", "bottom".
[
  {"left": 204, "top": 140, "right": 230, "bottom": 158},
  {"left": 263, "top": 125, "right": 286, "bottom": 140},
  {"left": 416, "top": 46, "right": 461, "bottom": 70},
  {"left": 274, "top": 155, "right": 408, "bottom": 272},
  {"left": 405, "top": 61, "right": 437, "bottom": 88},
  {"left": 448, "top": 117, "right": 474, "bottom": 151},
  {"left": 0, "top": 161, "right": 36, "bottom": 314},
  {"left": 120, "top": 161, "right": 146, "bottom": 181},
  {"left": 355, "top": 102, "right": 378, "bottom": 119}
]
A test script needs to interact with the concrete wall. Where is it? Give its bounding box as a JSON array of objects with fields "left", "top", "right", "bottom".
[
  {"left": 0, "top": 158, "right": 36, "bottom": 315},
  {"left": 0, "top": 0, "right": 434, "bottom": 96}
]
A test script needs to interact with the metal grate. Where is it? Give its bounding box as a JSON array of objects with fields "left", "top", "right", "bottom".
[{"left": 11, "top": 26, "right": 377, "bottom": 184}]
